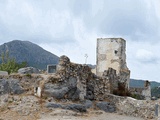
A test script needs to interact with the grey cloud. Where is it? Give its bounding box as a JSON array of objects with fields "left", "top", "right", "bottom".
[
  {"left": 70, "top": 0, "right": 160, "bottom": 42},
  {"left": 0, "top": 0, "right": 76, "bottom": 44},
  {"left": 137, "top": 58, "right": 158, "bottom": 64},
  {"left": 1, "top": 0, "right": 159, "bottom": 43},
  {"left": 69, "top": 0, "right": 91, "bottom": 16}
]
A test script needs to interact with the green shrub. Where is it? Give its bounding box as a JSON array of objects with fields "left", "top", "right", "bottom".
[
  {"left": 131, "top": 94, "right": 144, "bottom": 100},
  {"left": 0, "top": 51, "right": 27, "bottom": 74}
]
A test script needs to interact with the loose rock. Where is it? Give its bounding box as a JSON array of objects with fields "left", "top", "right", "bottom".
[
  {"left": 96, "top": 102, "right": 115, "bottom": 113},
  {"left": 18, "top": 67, "right": 39, "bottom": 74}
]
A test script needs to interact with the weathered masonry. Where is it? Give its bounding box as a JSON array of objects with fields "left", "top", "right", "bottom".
[
  {"left": 129, "top": 80, "right": 151, "bottom": 100},
  {"left": 47, "top": 64, "right": 57, "bottom": 73},
  {"left": 96, "top": 38, "right": 130, "bottom": 88}
]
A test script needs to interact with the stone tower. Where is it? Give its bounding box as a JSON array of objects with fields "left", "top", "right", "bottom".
[{"left": 96, "top": 38, "right": 130, "bottom": 88}]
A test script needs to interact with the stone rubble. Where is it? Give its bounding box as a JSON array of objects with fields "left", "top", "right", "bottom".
[
  {"left": 45, "top": 100, "right": 115, "bottom": 113},
  {"left": 18, "top": 67, "right": 40, "bottom": 74},
  {"left": 105, "top": 94, "right": 155, "bottom": 119},
  {"left": 0, "top": 79, "right": 24, "bottom": 95}
]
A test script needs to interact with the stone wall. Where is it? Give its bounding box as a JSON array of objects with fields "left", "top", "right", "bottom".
[
  {"left": 105, "top": 94, "right": 155, "bottom": 119},
  {"left": 0, "top": 78, "right": 25, "bottom": 95},
  {"left": 96, "top": 38, "right": 130, "bottom": 89},
  {"left": 56, "top": 55, "right": 92, "bottom": 100},
  {"left": 36, "top": 55, "right": 95, "bottom": 100},
  {"left": 129, "top": 80, "right": 151, "bottom": 100},
  {"left": 34, "top": 55, "right": 118, "bottom": 101}
]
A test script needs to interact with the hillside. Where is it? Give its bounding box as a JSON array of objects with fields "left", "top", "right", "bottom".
[
  {"left": 130, "top": 79, "right": 160, "bottom": 88},
  {"left": 0, "top": 40, "right": 59, "bottom": 69},
  {"left": 130, "top": 79, "right": 160, "bottom": 98}
]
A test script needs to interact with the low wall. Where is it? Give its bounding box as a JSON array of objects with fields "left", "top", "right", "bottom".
[{"left": 105, "top": 94, "right": 156, "bottom": 119}]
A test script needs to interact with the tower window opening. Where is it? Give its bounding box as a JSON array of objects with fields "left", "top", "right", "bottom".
[{"left": 115, "top": 50, "right": 118, "bottom": 54}]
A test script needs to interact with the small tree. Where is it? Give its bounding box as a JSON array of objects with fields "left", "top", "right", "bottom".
[{"left": 0, "top": 51, "right": 27, "bottom": 74}]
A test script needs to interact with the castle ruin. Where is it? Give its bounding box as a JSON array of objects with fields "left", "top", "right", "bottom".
[
  {"left": 96, "top": 38, "right": 130, "bottom": 89},
  {"left": 34, "top": 38, "right": 151, "bottom": 101}
]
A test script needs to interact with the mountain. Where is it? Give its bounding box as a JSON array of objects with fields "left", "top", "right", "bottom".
[
  {"left": 130, "top": 79, "right": 160, "bottom": 88},
  {"left": 87, "top": 64, "right": 96, "bottom": 69},
  {"left": 0, "top": 40, "right": 59, "bottom": 69},
  {"left": 130, "top": 79, "right": 160, "bottom": 98}
]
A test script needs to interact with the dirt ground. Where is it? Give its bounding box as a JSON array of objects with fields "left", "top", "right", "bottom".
[
  {"left": 0, "top": 94, "right": 150, "bottom": 120},
  {"left": 0, "top": 108, "right": 145, "bottom": 120},
  {"left": 39, "top": 109, "right": 144, "bottom": 120}
]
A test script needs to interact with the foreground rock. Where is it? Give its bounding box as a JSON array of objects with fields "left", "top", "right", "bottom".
[
  {"left": 45, "top": 100, "right": 117, "bottom": 113},
  {"left": 0, "top": 79, "right": 24, "bottom": 95},
  {"left": 44, "top": 76, "right": 80, "bottom": 100},
  {"left": 96, "top": 102, "right": 116, "bottom": 113},
  {"left": 18, "top": 67, "right": 40, "bottom": 74},
  {"left": 45, "top": 102, "right": 87, "bottom": 112},
  {"left": 0, "top": 71, "right": 8, "bottom": 75},
  {"left": 105, "top": 94, "right": 155, "bottom": 119}
]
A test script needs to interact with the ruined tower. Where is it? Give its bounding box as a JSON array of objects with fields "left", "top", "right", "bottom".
[{"left": 96, "top": 38, "right": 130, "bottom": 88}]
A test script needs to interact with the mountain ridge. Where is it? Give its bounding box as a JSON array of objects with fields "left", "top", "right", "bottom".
[
  {"left": 130, "top": 78, "right": 160, "bottom": 88},
  {"left": 0, "top": 40, "right": 59, "bottom": 69}
]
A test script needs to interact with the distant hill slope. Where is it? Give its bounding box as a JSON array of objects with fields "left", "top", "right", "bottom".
[
  {"left": 0, "top": 40, "right": 59, "bottom": 69},
  {"left": 130, "top": 79, "right": 160, "bottom": 98},
  {"left": 130, "top": 79, "right": 160, "bottom": 89}
]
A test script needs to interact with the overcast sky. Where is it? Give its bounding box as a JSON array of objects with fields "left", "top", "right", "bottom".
[{"left": 0, "top": 0, "right": 160, "bottom": 82}]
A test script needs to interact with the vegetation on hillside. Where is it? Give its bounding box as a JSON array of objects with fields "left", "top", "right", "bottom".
[
  {"left": 0, "top": 40, "right": 59, "bottom": 69},
  {"left": 130, "top": 79, "right": 160, "bottom": 99},
  {"left": 151, "top": 87, "right": 160, "bottom": 99},
  {"left": 130, "top": 79, "right": 160, "bottom": 88},
  {"left": 0, "top": 51, "right": 27, "bottom": 74}
]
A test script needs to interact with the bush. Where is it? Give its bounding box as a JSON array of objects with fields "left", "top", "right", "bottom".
[
  {"left": 131, "top": 94, "right": 145, "bottom": 100},
  {"left": 0, "top": 51, "right": 27, "bottom": 74}
]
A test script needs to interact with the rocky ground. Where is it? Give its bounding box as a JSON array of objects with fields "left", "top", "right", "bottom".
[
  {"left": 0, "top": 64, "right": 158, "bottom": 120},
  {"left": 0, "top": 94, "right": 146, "bottom": 120},
  {"left": 39, "top": 109, "right": 144, "bottom": 120},
  {"left": 0, "top": 74, "right": 158, "bottom": 120}
]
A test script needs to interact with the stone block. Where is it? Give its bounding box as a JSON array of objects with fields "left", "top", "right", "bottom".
[
  {"left": 96, "top": 102, "right": 116, "bottom": 113},
  {"left": 47, "top": 64, "right": 57, "bottom": 73},
  {"left": 0, "top": 71, "right": 8, "bottom": 75},
  {"left": 18, "top": 67, "right": 39, "bottom": 74},
  {"left": 0, "top": 79, "right": 24, "bottom": 95}
]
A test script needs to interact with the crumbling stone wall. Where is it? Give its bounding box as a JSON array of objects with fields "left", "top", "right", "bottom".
[
  {"left": 142, "top": 81, "right": 151, "bottom": 100},
  {"left": 93, "top": 68, "right": 119, "bottom": 100},
  {"left": 34, "top": 55, "right": 118, "bottom": 101},
  {"left": 96, "top": 38, "right": 130, "bottom": 89},
  {"left": 56, "top": 55, "right": 92, "bottom": 100},
  {"left": 37, "top": 55, "right": 96, "bottom": 100},
  {"left": 129, "top": 80, "right": 151, "bottom": 100},
  {"left": 105, "top": 94, "right": 155, "bottom": 119},
  {"left": 102, "top": 68, "right": 118, "bottom": 93}
]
